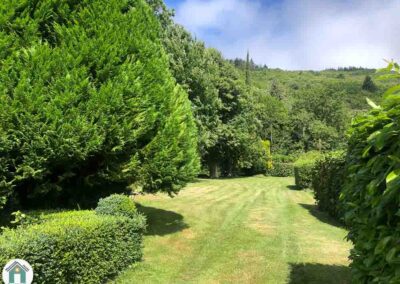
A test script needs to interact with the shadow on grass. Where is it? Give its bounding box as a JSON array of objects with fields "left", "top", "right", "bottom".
[
  {"left": 136, "top": 204, "right": 188, "bottom": 236},
  {"left": 287, "top": 185, "right": 299, "bottom": 190},
  {"left": 289, "top": 263, "right": 351, "bottom": 284},
  {"left": 299, "top": 203, "right": 343, "bottom": 228}
]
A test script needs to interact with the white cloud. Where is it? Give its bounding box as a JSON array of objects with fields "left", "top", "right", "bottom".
[{"left": 173, "top": 0, "right": 400, "bottom": 70}]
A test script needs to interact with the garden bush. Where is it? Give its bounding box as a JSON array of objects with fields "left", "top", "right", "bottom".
[
  {"left": 311, "top": 151, "right": 346, "bottom": 220},
  {"left": 0, "top": 0, "right": 199, "bottom": 209},
  {"left": 267, "top": 162, "right": 294, "bottom": 177},
  {"left": 266, "top": 154, "right": 295, "bottom": 177},
  {"left": 340, "top": 62, "right": 400, "bottom": 283},
  {"left": 0, "top": 210, "right": 146, "bottom": 283},
  {"left": 294, "top": 151, "right": 322, "bottom": 189},
  {"left": 95, "top": 194, "right": 139, "bottom": 219}
]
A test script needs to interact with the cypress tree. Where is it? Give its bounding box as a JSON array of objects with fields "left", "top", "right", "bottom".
[
  {"left": 245, "top": 50, "right": 251, "bottom": 86},
  {"left": 0, "top": 0, "right": 199, "bottom": 207}
]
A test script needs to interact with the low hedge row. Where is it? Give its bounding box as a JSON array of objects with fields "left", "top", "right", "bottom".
[
  {"left": 0, "top": 198, "right": 145, "bottom": 283},
  {"left": 266, "top": 162, "right": 293, "bottom": 177},
  {"left": 294, "top": 151, "right": 322, "bottom": 189},
  {"left": 311, "top": 151, "right": 346, "bottom": 220}
]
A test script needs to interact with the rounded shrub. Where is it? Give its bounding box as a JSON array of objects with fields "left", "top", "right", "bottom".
[
  {"left": 341, "top": 62, "right": 400, "bottom": 283},
  {"left": 312, "top": 151, "right": 346, "bottom": 220},
  {"left": 95, "top": 194, "right": 138, "bottom": 219},
  {"left": 294, "top": 151, "right": 322, "bottom": 189},
  {"left": 0, "top": 210, "right": 146, "bottom": 283}
]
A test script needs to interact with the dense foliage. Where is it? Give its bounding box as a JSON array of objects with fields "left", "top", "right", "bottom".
[
  {"left": 341, "top": 62, "right": 400, "bottom": 283},
  {"left": 312, "top": 151, "right": 346, "bottom": 220},
  {"left": 240, "top": 65, "right": 388, "bottom": 156},
  {"left": 0, "top": 0, "right": 199, "bottom": 209},
  {"left": 161, "top": 24, "right": 268, "bottom": 177},
  {"left": 294, "top": 151, "right": 322, "bottom": 189},
  {"left": 95, "top": 194, "right": 139, "bottom": 219},
  {"left": 0, "top": 210, "right": 146, "bottom": 283}
]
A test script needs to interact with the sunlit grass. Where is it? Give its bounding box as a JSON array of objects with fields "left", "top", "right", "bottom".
[{"left": 112, "top": 176, "right": 351, "bottom": 284}]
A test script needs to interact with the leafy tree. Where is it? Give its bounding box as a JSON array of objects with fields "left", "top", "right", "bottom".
[
  {"left": 290, "top": 85, "right": 349, "bottom": 151},
  {"left": 270, "top": 80, "right": 285, "bottom": 100},
  {"left": 0, "top": 0, "right": 199, "bottom": 209},
  {"left": 162, "top": 24, "right": 267, "bottom": 177}
]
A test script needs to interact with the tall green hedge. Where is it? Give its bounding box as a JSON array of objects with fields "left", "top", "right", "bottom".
[
  {"left": 341, "top": 62, "right": 400, "bottom": 283},
  {"left": 294, "top": 151, "right": 322, "bottom": 189},
  {"left": 0, "top": 210, "right": 146, "bottom": 283},
  {"left": 312, "top": 151, "right": 346, "bottom": 220},
  {"left": 0, "top": 0, "right": 199, "bottom": 208}
]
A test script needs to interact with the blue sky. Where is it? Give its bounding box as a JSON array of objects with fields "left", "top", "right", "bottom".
[{"left": 164, "top": 0, "right": 400, "bottom": 70}]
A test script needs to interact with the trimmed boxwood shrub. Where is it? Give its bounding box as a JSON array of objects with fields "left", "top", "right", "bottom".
[
  {"left": 0, "top": 210, "right": 145, "bottom": 283},
  {"left": 294, "top": 151, "right": 322, "bottom": 189},
  {"left": 341, "top": 62, "right": 400, "bottom": 283},
  {"left": 267, "top": 162, "right": 294, "bottom": 177},
  {"left": 95, "top": 194, "right": 138, "bottom": 219},
  {"left": 312, "top": 151, "right": 346, "bottom": 220}
]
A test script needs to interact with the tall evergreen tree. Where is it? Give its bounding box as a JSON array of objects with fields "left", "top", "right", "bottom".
[
  {"left": 245, "top": 50, "right": 251, "bottom": 86},
  {"left": 0, "top": 0, "right": 199, "bottom": 208},
  {"left": 362, "top": 75, "right": 377, "bottom": 92}
]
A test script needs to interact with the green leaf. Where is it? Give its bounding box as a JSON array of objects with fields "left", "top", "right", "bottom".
[
  {"left": 375, "top": 236, "right": 391, "bottom": 254},
  {"left": 386, "top": 169, "right": 400, "bottom": 184},
  {"left": 366, "top": 98, "right": 380, "bottom": 109},
  {"left": 386, "top": 247, "right": 398, "bottom": 263}
]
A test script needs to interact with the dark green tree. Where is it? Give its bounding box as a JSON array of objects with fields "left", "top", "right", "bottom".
[
  {"left": 362, "top": 75, "right": 377, "bottom": 92},
  {"left": 0, "top": 0, "right": 199, "bottom": 209},
  {"left": 245, "top": 50, "right": 251, "bottom": 86}
]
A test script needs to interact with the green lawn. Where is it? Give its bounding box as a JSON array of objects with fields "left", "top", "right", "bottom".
[{"left": 112, "top": 176, "right": 351, "bottom": 284}]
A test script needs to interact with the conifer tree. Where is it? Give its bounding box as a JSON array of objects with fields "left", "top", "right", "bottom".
[
  {"left": 0, "top": 0, "right": 199, "bottom": 207},
  {"left": 245, "top": 50, "right": 251, "bottom": 86},
  {"left": 362, "top": 75, "right": 377, "bottom": 92}
]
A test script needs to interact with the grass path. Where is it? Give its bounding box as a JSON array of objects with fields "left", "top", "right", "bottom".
[{"left": 112, "top": 176, "right": 351, "bottom": 284}]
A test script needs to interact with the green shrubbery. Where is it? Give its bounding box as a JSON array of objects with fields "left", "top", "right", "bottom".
[
  {"left": 341, "top": 62, "right": 400, "bottom": 283},
  {"left": 312, "top": 151, "right": 346, "bottom": 220},
  {"left": 0, "top": 0, "right": 199, "bottom": 209},
  {"left": 95, "top": 194, "right": 139, "bottom": 219},
  {"left": 294, "top": 151, "right": 322, "bottom": 189},
  {"left": 267, "top": 162, "right": 293, "bottom": 177},
  {"left": 0, "top": 210, "right": 145, "bottom": 283},
  {"left": 266, "top": 155, "right": 295, "bottom": 177}
]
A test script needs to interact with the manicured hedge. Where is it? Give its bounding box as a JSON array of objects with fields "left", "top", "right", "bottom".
[
  {"left": 341, "top": 62, "right": 400, "bottom": 283},
  {"left": 266, "top": 154, "right": 295, "bottom": 177},
  {"left": 267, "top": 162, "right": 294, "bottom": 177},
  {"left": 96, "top": 194, "right": 138, "bottom": 219},
  {"left": 311, "top": 151, "right": 346, "bottom": 220},
  {"left": 0, "top": 210, "right": 146, "bottom": 283},
  {"left": 294, "top": 151, "right": 322, "bottom": 189}
]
